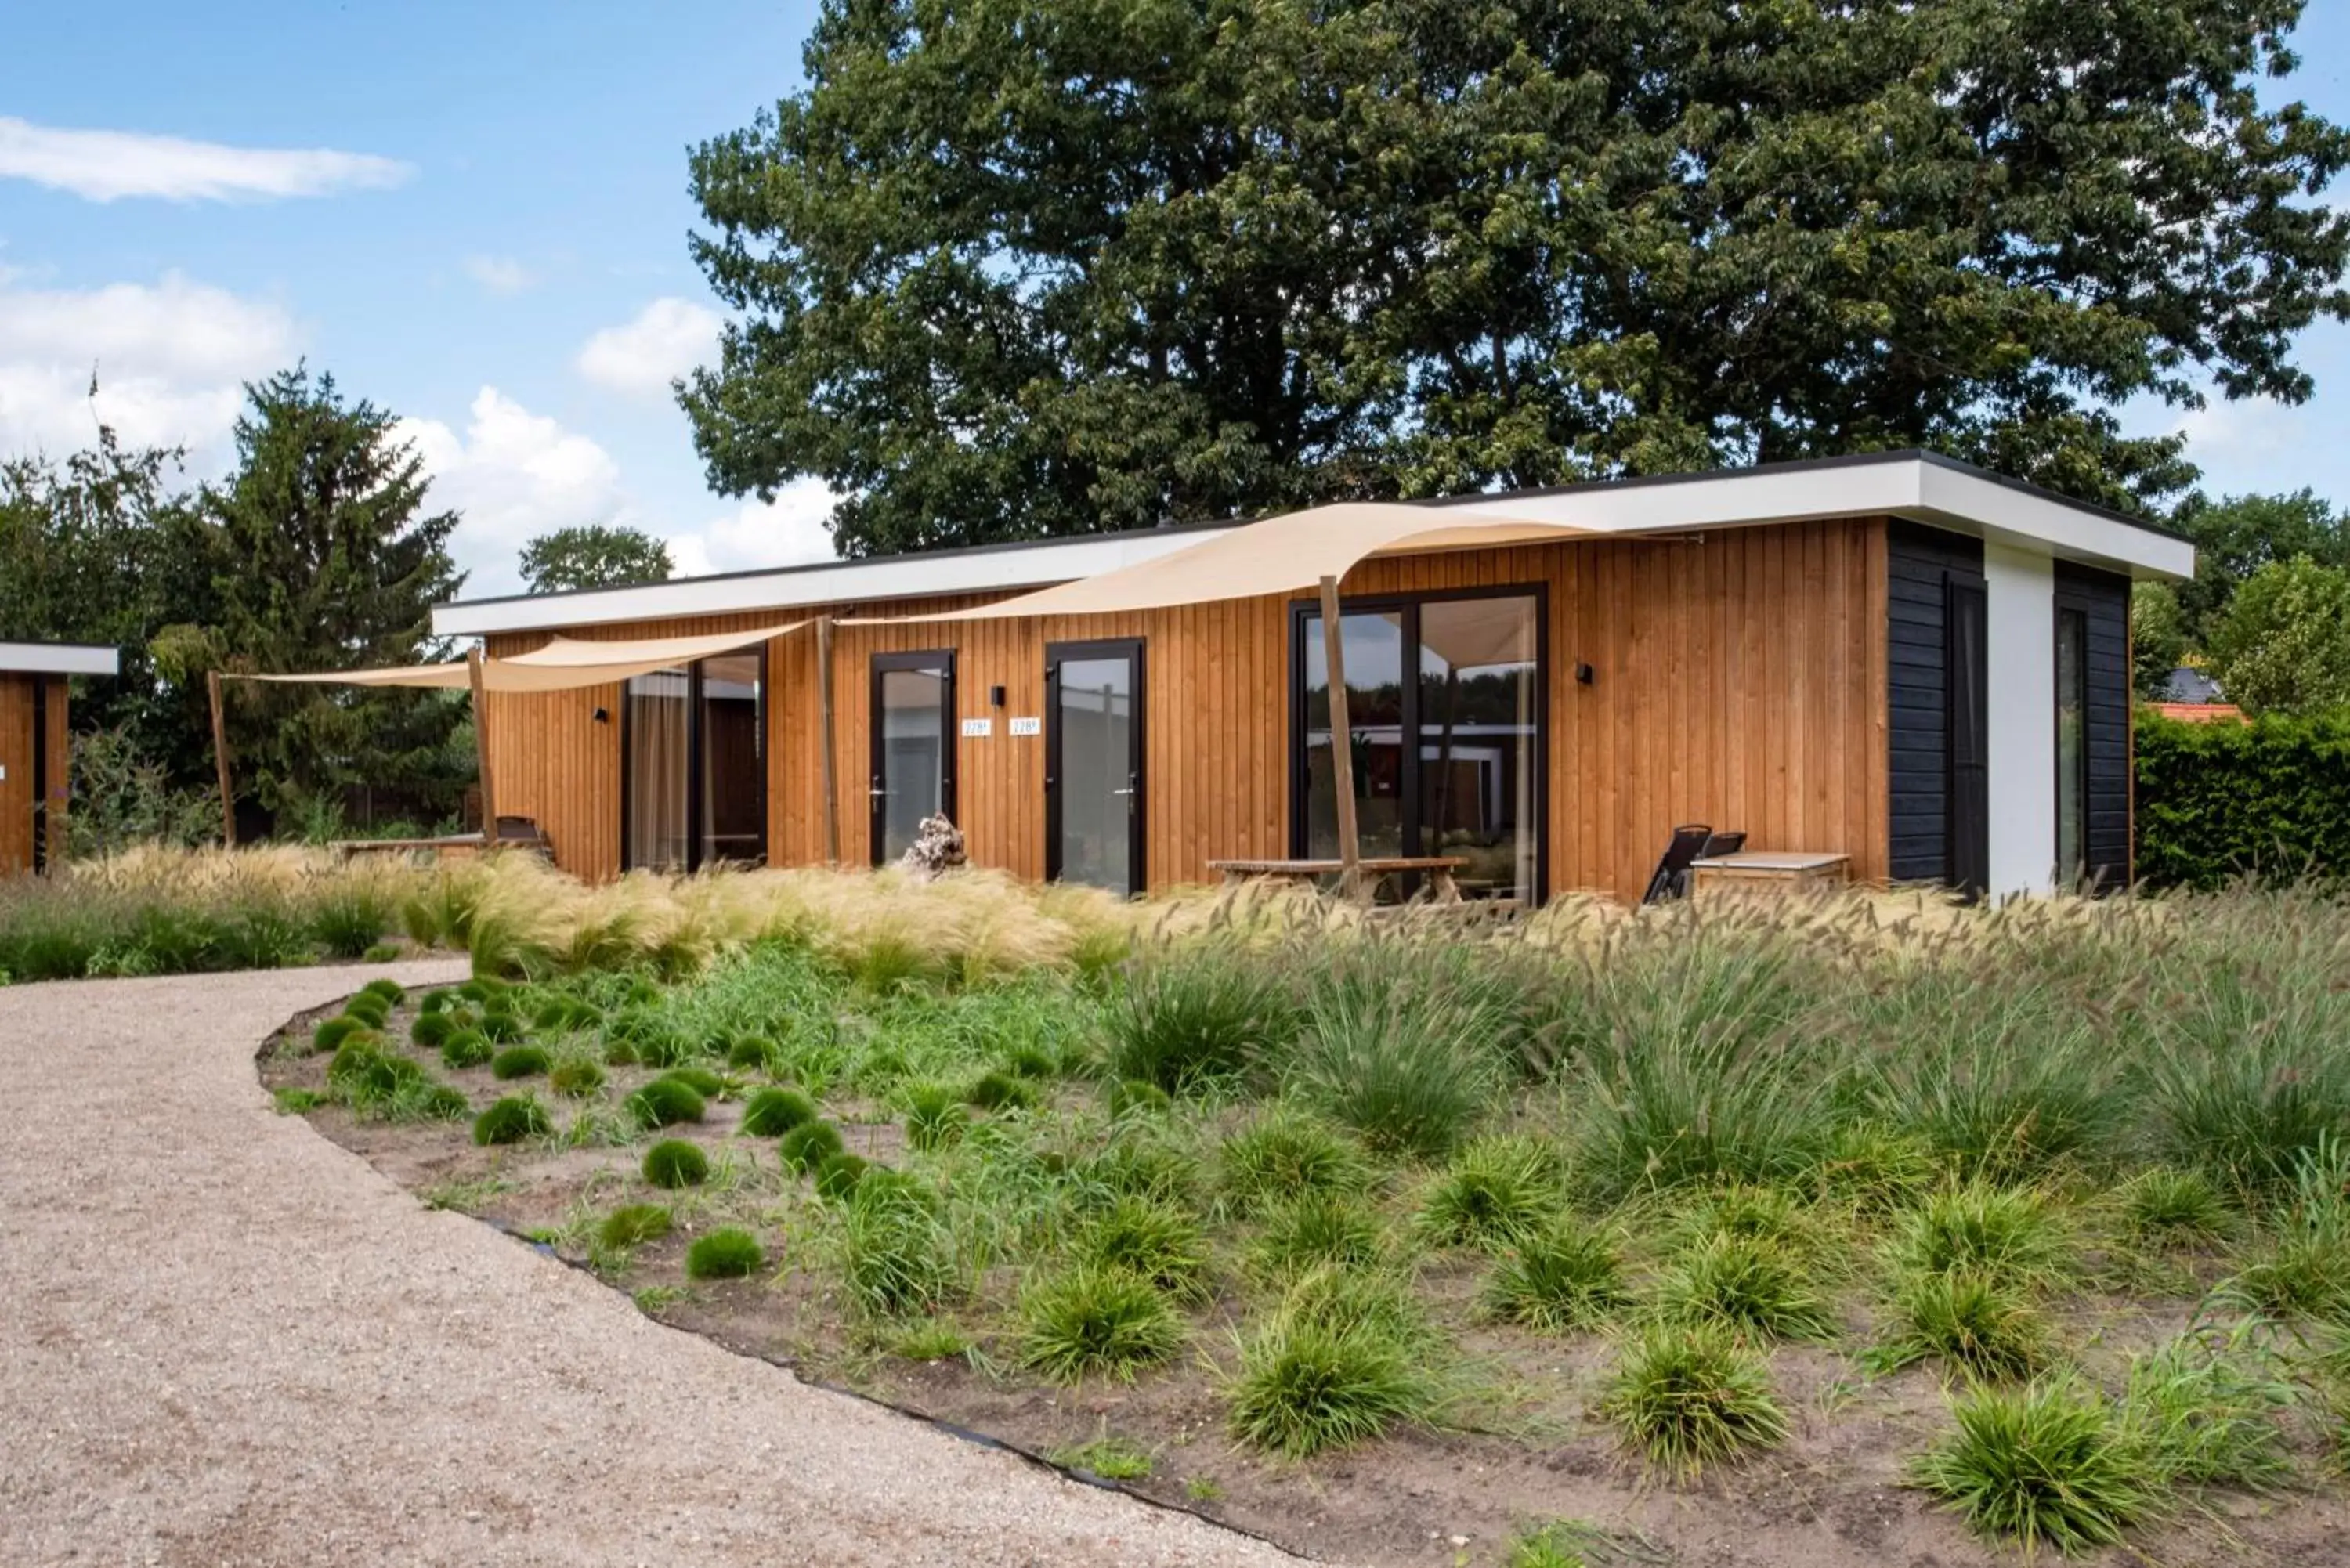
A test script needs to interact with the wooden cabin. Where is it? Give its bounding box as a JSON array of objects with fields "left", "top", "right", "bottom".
[
  {"left": 430, "top": 453, "right": 2191, "bottom": 905},
  {"left": 0, "top": 643, "right": 116, "bottom": 876}
]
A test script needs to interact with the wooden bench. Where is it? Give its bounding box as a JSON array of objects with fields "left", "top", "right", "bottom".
[
  {"left": 1208, "top": 856, "right": 1469, "bottom": 902},
  {"left": 331, "top": 833, "right": 487, "bottom": 864},
  {"left": 1689, "top": 851, "right": 1851, "bottom": 899}
]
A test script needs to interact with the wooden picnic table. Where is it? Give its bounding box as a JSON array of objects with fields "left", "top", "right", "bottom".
[{"left": 1208, "top": 856, "right": 1468, "bottom": 902}]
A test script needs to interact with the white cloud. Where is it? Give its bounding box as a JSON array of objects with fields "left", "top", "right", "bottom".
[
  {"left": 399, "top": 387, "right": 627, "bottom": 594},
  {"left": 0, "top": 271, "right": 300, "bottom": 461},
  {"left": 0, "top": 116, "right": 412, "bottom": 204},
  {"left": 664, "top": 480, "right": 840, "bottom": 579},
  {"left": 575, "top": 297, "right": 720, "bottom": 397},
  {"left": 463, "top": 255, "right": 534, "bottom": 294}
]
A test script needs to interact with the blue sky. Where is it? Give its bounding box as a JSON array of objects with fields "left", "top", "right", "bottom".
[{"left": 2, "top": 2, "right": 2346, "bottom": 599}]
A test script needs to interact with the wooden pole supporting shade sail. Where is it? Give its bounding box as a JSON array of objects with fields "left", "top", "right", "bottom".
[
  {"left": 466, "top": 645, "right": 499, "bottom": 847},
  {"left": 206, "top": 669, "right": 235, "bottom": 848},
  {"left": 1317, "top": 575, "right": 1362, "bottom": 900}
]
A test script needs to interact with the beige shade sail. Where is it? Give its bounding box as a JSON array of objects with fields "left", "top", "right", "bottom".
[
  {"left": 841, "top": 501, "right": 1599, "bottom": 624},
  {"left": 236, "top": 619, "right": 810, "bottom": 693},
  {"left": 503, "top": 618, "right": 810, "bottom": 667}
]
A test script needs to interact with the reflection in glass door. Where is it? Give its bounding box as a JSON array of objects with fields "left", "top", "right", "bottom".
[
  {"left": 870, "top": 650, "right": 956, "bottom": 864},
  {"left": 1296, "top": 589, "right": 1543, "bottom": 905},
  {"left": 624, "top": 649, "right": 766, "bottom": 873},
  {"left": 1047, "top": 640, "right": 1144, "bottom": 897}
]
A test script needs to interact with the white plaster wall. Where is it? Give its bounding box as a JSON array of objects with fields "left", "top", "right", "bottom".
[{"left": 1984, "top": 543, "right": 2055, "bottom": 898}]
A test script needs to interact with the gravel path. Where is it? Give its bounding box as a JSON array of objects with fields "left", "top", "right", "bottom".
[{"left": 0, "top": 963, "right": 1303, "bottom": 1568}]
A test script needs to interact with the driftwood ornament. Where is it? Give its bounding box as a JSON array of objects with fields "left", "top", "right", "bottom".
[{"left": 896, "top": 815, "right": 968, "bottom": 880}]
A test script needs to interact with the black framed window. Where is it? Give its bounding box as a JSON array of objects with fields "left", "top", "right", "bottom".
[
  {"left": 621, "top": 649, "right": 768, "bottom": 874},
  {"left": 2055, "top": 605, "right": 2089, "bottom": 884},
  {"left": 1046, "top": 638, "right": 1145, "bottom": 897},
  {"left": 1289, "top": 585, "right": 1546, "bottom": 904},
  {"left": 870, "top": 649, "right": 957, "bottom": 865}
]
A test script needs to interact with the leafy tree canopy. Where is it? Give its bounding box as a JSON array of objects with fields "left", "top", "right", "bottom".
[
  {"left": 2204, "top": 555, "right": 2350, "bottom": 715},
  {"left": 684, "top": 0, "right": 2350, "bottom": 556},
  {"left": 519, "top": 524, "right": 675, "bottom": 593},
  {"left": 2170, "top": 488, "right": 2350, "bottom": 636}
]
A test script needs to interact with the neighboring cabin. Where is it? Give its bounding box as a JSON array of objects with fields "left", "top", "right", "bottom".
[
  {"left": 0, "top": 643, "right": 116, "bottom": 876},
  {"left": 428, "top": 453, "right": 2192, "bottom": 905}
]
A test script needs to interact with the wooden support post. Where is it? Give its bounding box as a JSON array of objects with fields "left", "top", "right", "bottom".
[
  {"left": 467, "top": 645, "right": 499, "bottom": 847},
  {"left": 1318, "top": 575, "right": 1363, "bottom": 901},
  {"left": 817, "top": 615, "right": 841, "bottom": 864},
  {"left": 207, "top": 669, "right": 236, "bottom": 848}
]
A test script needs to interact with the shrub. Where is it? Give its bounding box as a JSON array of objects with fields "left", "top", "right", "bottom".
[
  {"left": 1596, "top": 1321, "right": 1789, "bottom": 1477},
  {"left": 1293, "top": 954, "right": 1502, "bottom": 1159},
  {"left": 312, "top": 1015, "right": 363, "bottom": 1054},
  {"left": 726, "top": 1032, "right": 780, "bottom": 1071},
  {"left": 815, "top": 1151, "right": 870, "bottom": 1203},
  {"left": 1106, "top": 942, "right": 1296, "bottom": 1093},
  {"left": 1249, "top": 1191, "right": 1388, "bottom": 1280},
  {"left": 1653, "top": 1232, "right": 1837, "bottom": 1342},
  {"left": 685, "top": 1227, "right": 766, "bottom": 1280},
  {"left": 342, "top": 993, "right": 391, "bottom": 1028},
  {"left": 2120, "top": 1166, "right": 2233, "bottom": 1246},
  {"left": 1416, "top": 1136, "right": 1559, "bottom": 1250},
  {"left": 626, "top": 1077, "right": 707, "bottom": 1129},
  {"left": 1906, "top": 1381, "right": 2153, "bottom": 1553},
  {"left": 966, "top": 1068, "right": 1037, "bottom": 1112},
  {"left": 642, "top": 1139, "right": 711, "bottom": 1189},
  {"left": 598, "top": 1203, "right": 672, "bottom": 1249},
  {"left": 439, "top": 1028, "right": 494, "bottom": 1070},
  {"left": 1217, "top": 1111, "right": 1368, "bottom": 1217},
  {"left": 410, "top": 1010, "right": 454, "bottom": 1050},
  {"left": 1020, "top": 1263, "right": 1186, "bottom": 1382},
  {"left": 2135, "top": 710, "right": 2350, "bottom": 889},
  {"left": 739, "top": 1086, "right": 819, "bottom": 1137},
  {"left": 473, "top": 1095, "right": 550, "bottom": 1147},
  {"left": 309, "top": 888, "right": 393, "bottom": 959},
  {"left": 549, "top": 1059, "right": 606, "bottom": 1098},
  {"left": 779, "top": 1119, "right": 847, "bottom": 1175},
  {"left": 1888, "top": 1183, "right": 2071, "bottom": 1288},
  {"left": 841, "top": 1173, "right": 958, "bottom": 1315},
  {"left": 1482, "top": 1220, "right": 1628, "bottom": 1332},
  {"left": 360, "top": 977, "right": 404, "bottom": 1004},
  {"left": 1226, "top": 1288, "right": 1430, "bottom": 1458},
  {"left": 661, "top": 1065, "right": 725, "bottom": 1097},
  {"left": 491, "top": 1045, "right": 552, "bottom": 1080},
  {"left": 478, "top": 1007, "right": 523, "bottom": 1043},
  {"left": 903, "top": 1082, "right": 971, "bottom": 1152},
  {"left": 1871, "top": 1270, "right": 2048, "bottom": 1381},
  {"left": 1081, "top": 1194, "right": 1211, "bottom": 1300}
]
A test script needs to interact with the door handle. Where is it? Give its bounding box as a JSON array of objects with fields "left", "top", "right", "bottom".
[
  {"left": 1112, "top": 789, "right": 1136, "bottom": 797},
  {"left": 868, "top": 787, "right": 889, "bottom": 797}
]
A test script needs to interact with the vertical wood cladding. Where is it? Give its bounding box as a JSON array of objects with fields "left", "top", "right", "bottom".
[
  {"left": 1886, "top": 519, "right": 1986, "bottom": 883},
  {"left": 483, "top": 516, "right": 1892, "bottom": 902},
  {"left": 0, "top": 674, "right": 69, "bottom": 876},
  {"left": 2055, "top": 560, "right": 2135, "bottom": 887}
]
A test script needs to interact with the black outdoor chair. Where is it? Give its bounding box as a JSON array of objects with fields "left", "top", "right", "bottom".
[
  {"left": 1641, "top": 823, "right": 1715, "bottom": 905},
  {"left": 1699, "top": 830, "right": 1746, "bottom": 858}
]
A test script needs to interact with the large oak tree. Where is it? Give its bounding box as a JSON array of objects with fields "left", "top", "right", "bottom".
[{"left": 684, "top": 0, "right": 2350, "bottom": 555}]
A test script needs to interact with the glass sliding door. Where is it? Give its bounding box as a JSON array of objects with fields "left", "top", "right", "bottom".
[
  {"left": 1295, "top": 588, "right": 1545, "bottom": 905},
  {"left": 698, "top": 649, "right": 766, "bottom": 868},
  {"left": 2054, "top": 607, "right": 2088, "bottom": 884},
  {"left": 1418, "top": 596, "right": 1540, "bottom": 901},
  {"left": 870, "top": 650, "right": 956, "bottom": 865},
  {"left": 1047, "top": 640, "right": 1144, "bottom": 896},
  {"left": 623, "top": 649, "right": 766, "bottom": 874},
  {"left": 623, "top": 668, "right": 691, "bottom": 873}
]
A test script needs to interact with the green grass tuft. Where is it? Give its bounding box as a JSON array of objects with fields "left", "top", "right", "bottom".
[
  {"left": 490, "top": 1044, "right": 552, "bottom": 1080},
  {"left": 1080, "top": 1194, "right": 1212, "bottom": 1300},
  {"left": 410, "top": 1010, "right": 454, "bottom": 1049},
  {"left": 362, "top": 941, "right": 402, "bottom": 963},
  {"left": 1106, "top": 942, "right": 1296, "bottom": 1093},
  {"left": 625, "top": 1076, "right": 707, "bottom": 1129},
  {"left": 903, "top": 1081, "right": 971, "bottom": 1151},
  {"left": 439, "top": 1027, "right": 494, "bottom": 1070},
  {"left": 1888, "top": 1181, "right": 2072, "bottom": 1288},
  {"left": 1482, "top": 1219, "right": 1629, "bottom": 1332},
  {"left": 472, "top": 1094, "right": 550, "bottom": 1147},
  {"left": 1020, "top": 1263, "right": 1186, "bottom": 1382},
  {"left": 1596, "top": 1321, "right": 1789, "bottom": 1478},
  {"left": 598, "top": 1202, "right": 672, "bottom": 1249},
  {"left": 311, "top": 1015, "right": 363, "bottom": 1054},
  {"left": 1416, "top": 1135, "right": 1560, "bottom": 1250},
  {"left": 966, "top": 1068, "right": 1037, "bottom": 1112},
  {"left": 660, "top": 1064, "right": 725, "bottom": 1097},
  {"left": 779, "top": 1119, "right": 847, "bottom": 1175},
  {"left": 814, "top": 1150, "right": 870, "bottom": 1202},
  {"left": 549, "top": 1058, "right": 606, "bottom": 1098},
  {"left": 1906, "top": 1380, "right": 2153, "bottom": 1553},
  {"left": 642, "top": 1138, "right": 711, "bottom": 1188},
  {"left": 1225, "top": 1285, "right": 1430, "bottom": 1459},
  {"left": 1292, "top": 952, "right": 1502, "bottom": 1160},
  {"left": 2120, "top": 1166, "right": 2233, "bottom": 1246},
  {"left": 1653, "top": 1231, "right": 1838, "bottom": 1342},
  {"left": 1045, "top": 1434, "right": 1154, "bottom": 1481},
  {"left": 1217, "top": 1111, "right": 1368, "bottom": 1217},
  {"left": 1870, "top": 1270, "right": 2048, "bottom": 1381},
  {"left": 360, "top": 977, "right": 403, "bottom": 1003},
  {"left": 739, "top": 1086, "right": 818, "bottom": 1136},
  {"left": 685, "top": 1227, "right": 766, "bottom": 1280},
  {"left": 840, "top": 1171, "right": 957, "bottom": 1316},
  {"left": 1249, "top": 1190, "right": 1389, "bottom": 1281}
]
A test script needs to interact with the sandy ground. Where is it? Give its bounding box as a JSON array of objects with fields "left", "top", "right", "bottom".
[{"left": 0, "top": 962, "right": 1303, "bottom": 1568}]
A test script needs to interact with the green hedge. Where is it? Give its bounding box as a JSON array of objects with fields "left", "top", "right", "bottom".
[{"left": 2136, "top": 710, "right": 2350, "bottom": 890}]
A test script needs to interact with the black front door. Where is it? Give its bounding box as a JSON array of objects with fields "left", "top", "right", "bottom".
[
  {"left": 1945, "top": 573, "right": 1990, "bottom": 900},
  {"left": 870, "top": 650, "right": 957, "bottom": 865},
  {"left": 1046, "top": 639, "right": 1145, "bottom": 896}
]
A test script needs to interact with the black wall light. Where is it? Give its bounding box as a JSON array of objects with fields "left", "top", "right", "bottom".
[
  {"left": 1574, "top": 663, "right": 1595, "bottom": 685},
  {"left": 592, "top": 706, "right": 610, "bottom": 723},
  {"left": 989, "top": 684, "right": 1007, "bottom": 707}
]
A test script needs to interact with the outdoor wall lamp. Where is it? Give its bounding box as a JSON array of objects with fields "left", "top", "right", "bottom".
[
  {"left": 592, "top": 706, "right": 609, "bottom": 724},
  {"left": 1575, "top": 662, "right": 1595, "bottom": 685}
]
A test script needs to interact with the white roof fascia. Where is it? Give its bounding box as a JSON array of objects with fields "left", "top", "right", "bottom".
[
  {"left": 0, "top": 642, "right": 119, "bottom": 677},
  {"left": 432, "top": 526, "right": 1233, "bottom": 638},
  {"left": 1909, "top": 461, "right": 2196, "bottom": 581}
]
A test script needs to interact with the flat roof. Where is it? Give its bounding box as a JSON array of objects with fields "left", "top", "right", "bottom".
[
  {"left": 0, "top": 641, "right": 120, "bottom": 677},
  {"left": 433, "top": 450, "right": 2193, "bottom": 638}
]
